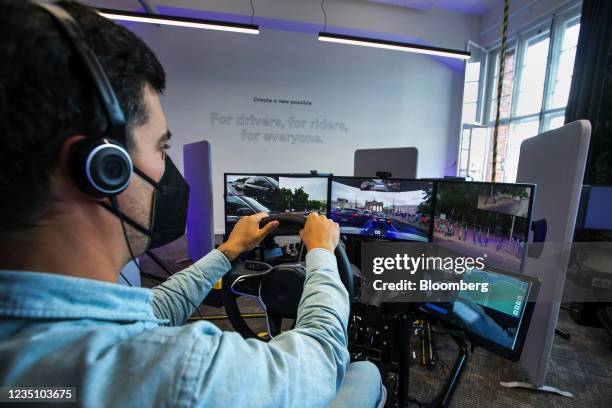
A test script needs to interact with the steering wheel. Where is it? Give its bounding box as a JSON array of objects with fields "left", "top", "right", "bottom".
[{"left": 222, "top": 214, "right": 354, "bottom": 340}]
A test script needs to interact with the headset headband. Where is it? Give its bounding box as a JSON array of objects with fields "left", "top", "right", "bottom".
[{"left": 34, "top": 2, "right": 127, "bottom": 143}]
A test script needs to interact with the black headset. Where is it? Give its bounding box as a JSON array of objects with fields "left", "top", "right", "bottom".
[{"left": 34, "top": 2, "right": 133, "bottom": 198}]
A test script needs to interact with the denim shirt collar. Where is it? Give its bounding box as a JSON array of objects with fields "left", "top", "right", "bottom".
[{"left": 0, "top": 270, "right": 167, "bottom": 323}]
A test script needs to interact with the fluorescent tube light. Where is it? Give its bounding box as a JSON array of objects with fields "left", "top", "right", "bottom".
[
  {"left": 318, "top": 33, "right": 470, "bottom": 60},
  {"left": 97, "top": 9, "right": 260, "bottom": 34}
]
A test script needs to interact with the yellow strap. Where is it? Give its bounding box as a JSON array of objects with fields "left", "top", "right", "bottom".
[{"left": 492, "top": 0, "right": 510, "bottom": 181}]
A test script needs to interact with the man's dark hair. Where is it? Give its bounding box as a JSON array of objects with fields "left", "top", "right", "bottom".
[{"left": 0, "top": 0, "right": 166, "bottom": 235}]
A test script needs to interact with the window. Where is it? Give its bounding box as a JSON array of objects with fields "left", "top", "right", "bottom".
[
  {"left": 515, "top": 33, "right": 550, "bottom": 117},
  {"left": 462, "top": 42, "right": 487, "bottom": 124},
  {"left": 489, "top": 47, "right": 516, "bottom": 122},
  {"left": 542, "top": 15, "right": 581, "bottom": 132},
  {"left": 548, "top": 16, "right": 580, "bottom": 110},
  {"left": 459, "top": 5, "right": 581, "bottom": 182},
  {"left": 462, "top": 63, "right": 480, "bottom": 123},
  {"left": 458, "top": 126, "right": 489, "bottom": 181}
]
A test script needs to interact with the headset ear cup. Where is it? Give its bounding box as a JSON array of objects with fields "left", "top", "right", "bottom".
[{"left": 70, "top": 138, "right": 133, "bottom": 197}]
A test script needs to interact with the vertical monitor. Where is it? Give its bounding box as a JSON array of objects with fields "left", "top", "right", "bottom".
[{"left": 330, "top": 176, "right": 434, "bottom": 242}]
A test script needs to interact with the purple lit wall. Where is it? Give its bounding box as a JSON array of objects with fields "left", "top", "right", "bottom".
[{"left": 183, "top": 140, "right": 214, "bottom": 260}]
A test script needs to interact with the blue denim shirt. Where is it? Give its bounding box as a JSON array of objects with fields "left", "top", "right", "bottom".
[{"left": 0, "top": 248, "right": 350, "bottom": 407}]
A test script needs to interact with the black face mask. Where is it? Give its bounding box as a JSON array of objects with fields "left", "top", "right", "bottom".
[{"left": 103, "top": 155, "right": 190, "bottom": 250}]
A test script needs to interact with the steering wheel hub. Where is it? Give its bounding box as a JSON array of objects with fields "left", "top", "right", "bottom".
[{"left": 260, "top": 265, "right": 305, "bottom": 319}]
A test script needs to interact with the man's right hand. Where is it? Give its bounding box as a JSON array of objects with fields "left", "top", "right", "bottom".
[
  {"left": 299, "top": 212, "right": 340, "bottom": 253},
  {"left": 218, "top": 213, "right": 279, "bottom": 261}
]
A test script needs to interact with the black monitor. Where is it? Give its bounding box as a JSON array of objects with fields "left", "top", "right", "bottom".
[
  {"left": 432, "top": 180, "right": 535, "bottom": 272},
  {"left": 329, "top": 176, "right": 434, "bottom": 242},
  {"left": 422, "top": 266, "right": 540, "bottom": 361},
  {"left": 582, "top": 186, "right": 612, "bottom": 230},
  {"left": 224, "top": 173, "right": 329, "bottom": 235}
]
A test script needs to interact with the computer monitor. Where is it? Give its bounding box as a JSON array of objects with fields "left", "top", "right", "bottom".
[
  {"left": 583, "top": 186, "right": 612, "bottom": 230},
  {"left": 224, "top": 173, "right": 329, "bottom": 235},
  {"left": 329, "top": 176, "right": 434, "bottom": 242},
  {"left": 432, "top": 181, "right": 535, "bottom": 272},
  {"left": 423, "top": 266, "right": 540, "bottom": 361}
]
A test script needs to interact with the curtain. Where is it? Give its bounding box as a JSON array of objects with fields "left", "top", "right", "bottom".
[{"left": 565, "top": 0, "right": 612, "bottom": 184}]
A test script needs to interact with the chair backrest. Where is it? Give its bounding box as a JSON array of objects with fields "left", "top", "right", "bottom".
[{"left": 354, "top": 147, "right": 418, "bottom": 179}]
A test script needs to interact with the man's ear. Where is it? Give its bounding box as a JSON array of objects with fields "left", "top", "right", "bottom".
[
  {"left": 52, "top": 135, "right": 102, "bottom": 202},
  {"left": 56, "top": 135, "right": 85, "bottom": 178}
]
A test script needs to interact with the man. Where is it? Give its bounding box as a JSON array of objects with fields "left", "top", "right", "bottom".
[{"left": 0, "top": 1, "right": 383, "bottom": 407}]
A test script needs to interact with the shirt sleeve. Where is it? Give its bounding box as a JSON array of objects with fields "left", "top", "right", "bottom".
[
  {"left": 150, "top": 249, "right": 231, "bottom": 325},
  {"left": 185, "top": 247, "right": 351, "bottom": 407}
]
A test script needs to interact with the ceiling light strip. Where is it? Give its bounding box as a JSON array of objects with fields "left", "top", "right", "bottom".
[
  {"left": 318, "top": 33, "right": 470, "bottom": 60},
  {"left": 97, "top": 9, "right": 260, "bottom": 34}
]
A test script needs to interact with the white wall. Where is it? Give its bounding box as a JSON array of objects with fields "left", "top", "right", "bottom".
[
  {"left": 128, "top": 23, "right": 465, "bottom": 233},
  {"left": 85, "top": 0, "right": 479, "bottom": 50}
]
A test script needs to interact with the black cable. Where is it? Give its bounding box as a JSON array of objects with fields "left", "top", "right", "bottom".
[
  {"left": 321, "top": 0, "right": 327, "bottom": 33},
  {"left": 110, "top": 196, "right": 204, "bottom": 320},
  {"left": 145, "top": 249, "right": 173, "bottom": 277},
  {"left": 250, "top": 0, "right": 255, "bottom": 26}
]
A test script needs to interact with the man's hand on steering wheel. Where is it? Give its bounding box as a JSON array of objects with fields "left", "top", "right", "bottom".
[
  {"left": 218, "top": 213, "right": 280, "bottom": 261},
  {"left": 221, "top": 212, "right": 353, "bottom": 339},
  {"left": 299, "top": 212, "right": 340, "bottom": 253}
]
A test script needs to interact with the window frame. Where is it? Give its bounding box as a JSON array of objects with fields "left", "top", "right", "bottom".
[{"left": 460, "top": 1, "right": 582, "bottom": 182}]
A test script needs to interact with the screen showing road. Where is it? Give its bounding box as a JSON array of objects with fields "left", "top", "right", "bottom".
[
  {"left": 330, "top": 177, "right": 433, "bottom": 241},
  {"left": 225, "top": 174, "right": 329, "bottom": 233},
  {"left": 433, "top": 181, "right": 534, "bottom": 272},
  {"left": 476, "top": 184, "right": 531, "bottom": 218}
]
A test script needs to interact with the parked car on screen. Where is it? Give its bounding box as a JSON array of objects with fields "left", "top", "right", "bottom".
[
  {"left": 225, "top": 195, "right": 271, "bottom": 224},
  {"left": 234, "top": 176, "right": 279, "bottom": 193}
]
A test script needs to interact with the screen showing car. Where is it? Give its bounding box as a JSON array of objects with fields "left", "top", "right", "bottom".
[
  {"left": 225, "top": 174, "right": 329, "bottom": 234},
  {"left": 432, "top": 181, "right": 534, "bottom": 272},
  {"left": 330, "top": 177, "right": 433, "bottom": 241}
]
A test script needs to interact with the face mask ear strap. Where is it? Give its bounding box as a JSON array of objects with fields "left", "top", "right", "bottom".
[
  {"left": 100, "top": 201, "right": 153, "bottom": 237},
  {"left": 133, "top": 166, "right": 159, "bottom": 188}
]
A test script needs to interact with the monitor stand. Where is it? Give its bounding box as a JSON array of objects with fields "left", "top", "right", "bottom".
[
  {"left": 434, "top": 333, "right": 468, "bottom": 407},
  {"left": 392, "top": 312, "right": 469, "bottom": 408}
]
